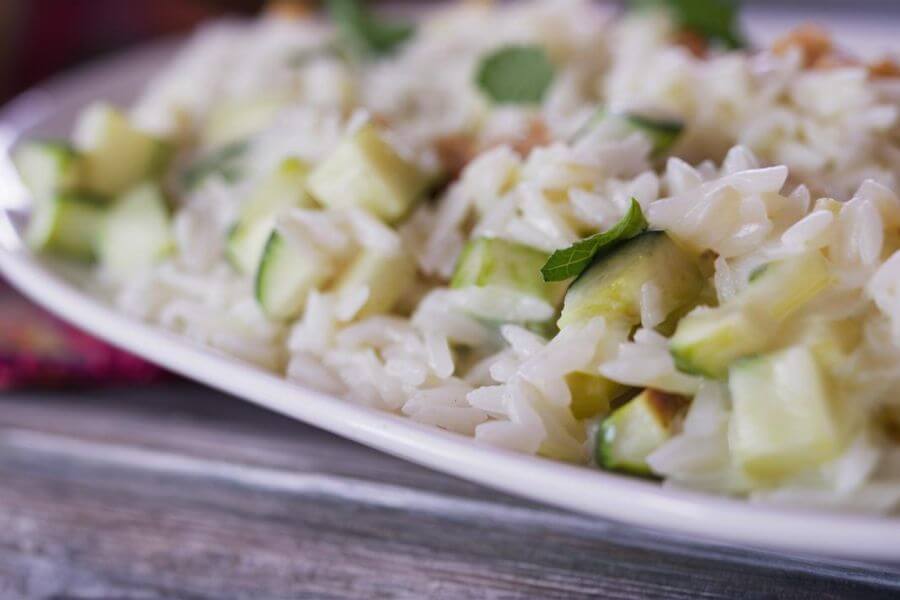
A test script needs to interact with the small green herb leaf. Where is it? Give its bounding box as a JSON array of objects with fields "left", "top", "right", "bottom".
[
  {"left": 541, "top": 199, "right": 648, "bottom": 282},
  {"left": 476, "top": 45, "right": 555, "bottom": 105},
  {"left": 635, "top": 0, "right": 746, "bottom": 49},
  {"left": 327, "top": 0, "right": 415, "bottom": 58}
]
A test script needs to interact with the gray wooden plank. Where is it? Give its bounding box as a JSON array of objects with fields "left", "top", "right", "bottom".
[{"left": 0, "top": 384, "right": 898, "bottom": 599}]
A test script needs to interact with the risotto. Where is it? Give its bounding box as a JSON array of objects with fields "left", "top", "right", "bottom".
[{"left": 15, "top": 0, "right": 900, "bottom": 512}]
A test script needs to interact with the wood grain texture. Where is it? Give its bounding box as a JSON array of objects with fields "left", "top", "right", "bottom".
[{"left": 0, "top": 384, "right": 899, "bottom": 599}]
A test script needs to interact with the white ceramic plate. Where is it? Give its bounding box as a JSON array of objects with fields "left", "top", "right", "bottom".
[{"left": 2, "top": 26, "right": 900, "bottom": 562}]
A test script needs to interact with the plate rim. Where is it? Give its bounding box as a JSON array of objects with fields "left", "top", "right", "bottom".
[{"left": 1, "top": 36, "right": 899, "bottom": 562}]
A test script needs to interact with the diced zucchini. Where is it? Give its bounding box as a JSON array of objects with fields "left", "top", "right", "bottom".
[
  {"left": 741, "top": 252, "right": 833, "bottom": 322},
  {"left": 13, "top": 141, "right": 84, "bottom": 200},
  {"left": 204, "top": 96, "right": 287, "bottom": 148},
  {"left": 558, "top": 231, "right": 704, "bottom": 330},
  {"left": 226, "top": 158, "right": 315, "bottom": 274},
  {"left": 579, "top": 109, "right": 684, "bottom": 157},
  {"left": 670, "top": 252, "right": 832, "bottom": 379},
  {"left": 181, "top": 141, "right": 248, "bottom": 191},
  {"left": 98, "top": 182, "right": 173, "bottom": 278},
  {"left": 596, "top": 389, "right": 689, "bottom": 476},
  {"left": 669, "top": 307, "right": 766, "bottom": 379},
  {"left": 333, "top": 249, "right": 417, "bottom": 319},
  {"left": 567, "top": 371, "right": 628, "bottom": 420},
  {"left": 26, "top": 192, "right": 105, "bottom": 261},
  {"left": 306, "top": 122, "right": 430, "bottom": 223},
  {"left": 255, "top": 230, "right": 333, "bottom": 320},
  {"left": 73, "top": 103, "right": 171, "bottom": 197},
  {"left": 452, "top": 237, "right": 566, "bottom": 305},
  {"left": 728, "top": 346, "right": 841, "bottom": 479}
]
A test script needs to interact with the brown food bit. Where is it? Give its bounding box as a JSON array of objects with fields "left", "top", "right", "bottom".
[
  {"left": 644, "top": 389, "right": 690, "bottom": 427},
  {"left": 882, "top": 407, "right": 900, "bottom": 442},
  {"left": 434, "top": 134, "right": 477, "bottom": 180},
  {"left": 869, "top": 57, "right": 900, "bottom": 79},
  {"left": 672, "top": 29, "right": 709, "bottom": 59},
  {"left": 812, "top": 52, "right": 860, "bottom": 71},
  {"left": 510, "top": 118, "right": 551, "bottom": 157},
  {"left": 265, "top": 0, "right": 313, "bottom": 20},
  {"left": 772, "top": 24, "right": 833, "bottom": 68},
  {"left": 369, "top": 112, "right": 392, "bottom": 128}
]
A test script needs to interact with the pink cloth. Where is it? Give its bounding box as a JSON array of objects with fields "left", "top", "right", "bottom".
[{"left": 0, "top": 280, "right": 164, "bottom": 390}]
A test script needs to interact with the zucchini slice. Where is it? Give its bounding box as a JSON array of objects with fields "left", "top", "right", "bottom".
[
  {"left": 306, "top": 122, "right": 430, "bottom": 223},
  {"left": 558, "top": 231, "right": 704, "bottom": 330},
  {"left": 13, "top": 141, "right": 84, "bottom": 200},
  {"left": 98, "top": 182, "right": 173, "bottom": 278},
  {"left": 452, "top": 237, "right": 565, "bottom": 302},
  {"left": 255, "top": 230, "right": 333, "bottom": 320},
  {"left": 26, "top": 192, "right": 106, "bottom": 261},
  {"left": 333, "top": 249, "right": 417, "bottom": 319},
  {"left": 451, "top": 237, "right": 567, "bottom": 323},
  {"left": 566, "top": 371, "right": 628, "bottom": 420},
  {"left": 728, "top": 346, "right": 841, "bottom": 479},
  {"left": 670, "top": 252, "right": 832, "bottom": 379},
  {"left": 73, "top": 103, "right": 171, "bottom": 197},
  {"left": 596, "top": 388, "right": 689, "bottom": 476},
  {"left": 226, "top": 158, "right": 315, "bottom": 275}
]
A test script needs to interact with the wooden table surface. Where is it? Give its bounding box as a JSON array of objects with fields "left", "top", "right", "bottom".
[{"left": 1, "top": 383, "right": 899, "bottom": 599}]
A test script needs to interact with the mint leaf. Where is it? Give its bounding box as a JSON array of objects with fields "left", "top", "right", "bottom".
[
  {"left": 635, "top": 0, "right": 746, "bottom": 49},
  {"left": 540, "top": 199, "right": 648, "bottom": 282},
  {"left": 327, "top": 0, "right": 414, "bottom": 58},
  {"left": 476, "top": 45, "right": 555, "bottom": 104}
]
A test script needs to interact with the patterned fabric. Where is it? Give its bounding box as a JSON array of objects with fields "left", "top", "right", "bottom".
[{"left": 0, "top": 282, "right": 163, "bottom": 390}]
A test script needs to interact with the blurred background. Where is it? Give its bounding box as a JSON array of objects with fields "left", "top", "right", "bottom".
[
  {"left": 0, "top": 0, "right": 898, "bottom": 391},
  {"left": 0, "top": 0, "right": 267, "bottom": 104},
  {"left": 3, "top": 0, "right": 900, "bottom": 105},
  {"left": 0, "top": 0, "right": 272, "bottom": 389}
]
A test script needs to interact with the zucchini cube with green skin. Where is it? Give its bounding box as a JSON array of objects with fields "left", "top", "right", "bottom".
[
  {"left": 728, "top": 346, "right": 841, "bottom": 480},
  {"left": 334, "top": 249, "right": 417, "bottom": 319},
  {"left": 740, "top": 252, "right": 833, "bottom": 322},
  {"left": 98, "top": 182, "right": 173, "bottom": 278},
  {"left": 596, "top": 388, "right": 689, "bottom": 476},
  {"left": 670, "top": 252, "right": 832, "bottom": 379},
  {"left": 13, "top": 141, "right": 84, "bottom": 201},
  {"left": 227, "top": 158, "right": 315, "bottom": 275},
  {"left": 73, "top": 103, "right": 171, "bottom": 197},
  {"left": 451, "top": 237, "right": 567, "bottom": 319},
  {"left": 669, "top": 306, "right": 766, "bottom": 379},
  {"left": 566, "top": 371, "right": 628, "bottom": 420},
  {"left": 255, "top": 230, "right": 333, "bottom": 321},
  {"left": 306, "top": 122, "right": 430, "bottom": 223},
  {"left": 558, "top": 231, "right": 704, "bottom": 330},
  {"left": 26, "top": 192, "right": 106, "bottom": 261}
]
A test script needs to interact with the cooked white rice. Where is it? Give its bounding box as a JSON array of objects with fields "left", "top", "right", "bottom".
[{"left": 73, "top": 1, "right": 900, "bottom": 512}]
